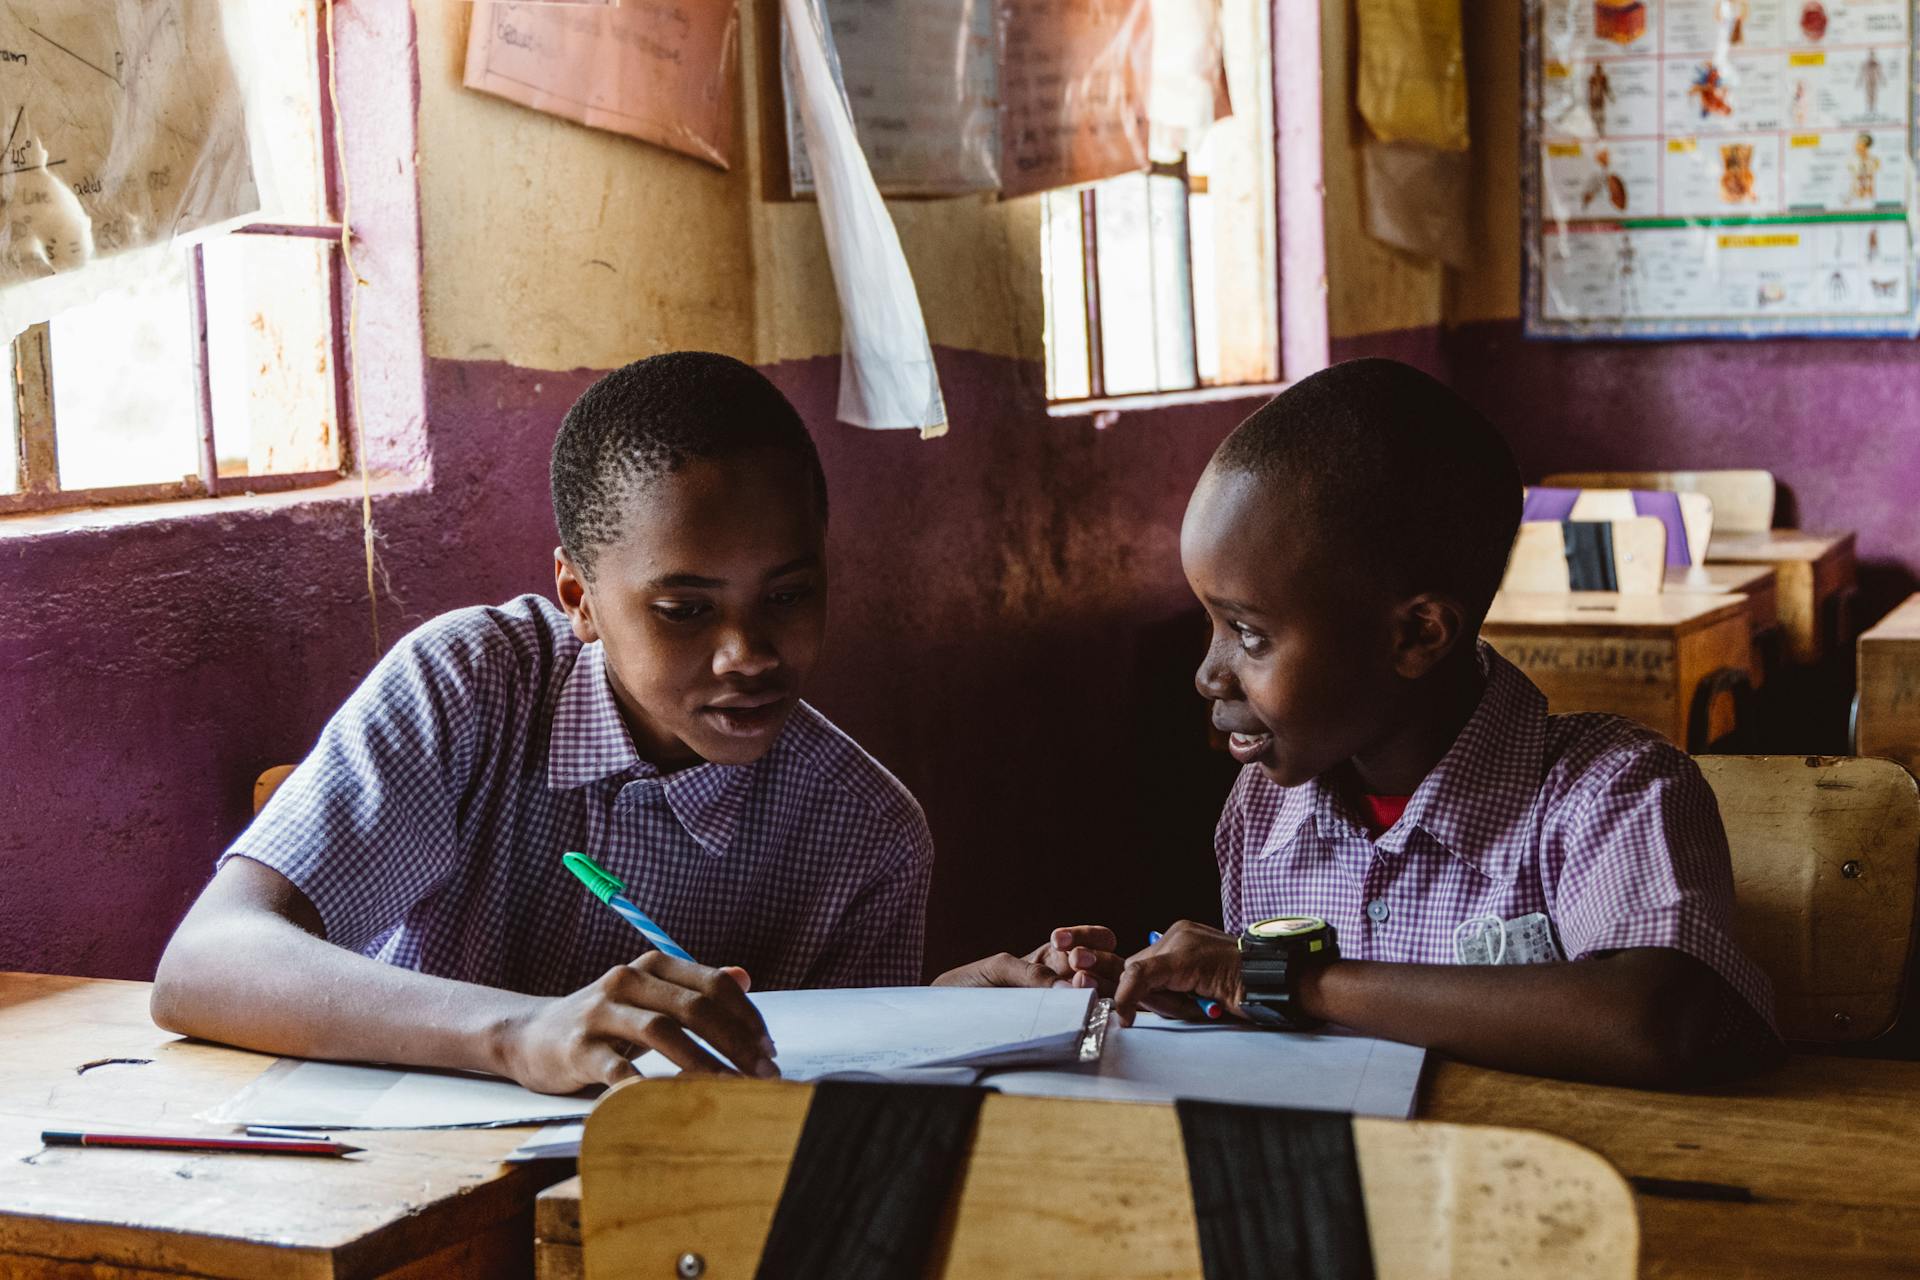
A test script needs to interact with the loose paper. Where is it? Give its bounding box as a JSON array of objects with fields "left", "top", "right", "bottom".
[
  {"left": 781, "top": 0, "right": 947, "bottom": 433},
  {"left": 463, "top": 0, "right": 740, "bottom": 170},
  {"left": 1526, "top": 0, "right": 1920, "bottom": 338},
  {"left": 785, "top": 0, "right": 1001, "bottom": 197},
  {"left": 990, "top": 1014, "right": 1428, "bottom": 1118},
  {"left": 999, "top": 0, "right": 1153, "bottom": 198},
  {"left": 203, "top": 1058, "right": 598, "bottom": 1130},
  {"left": 0, "top": 0, "right": 261, "bottom": 336}
]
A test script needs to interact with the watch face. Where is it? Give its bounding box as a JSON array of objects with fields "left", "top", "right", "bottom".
[{"left": 1248, "top": 915, "right": 1326, "bottom": 940}]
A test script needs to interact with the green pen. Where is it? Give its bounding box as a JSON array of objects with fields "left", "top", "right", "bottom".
[{"left": 563, "top": 852, "right": 696, "bottom": 962}]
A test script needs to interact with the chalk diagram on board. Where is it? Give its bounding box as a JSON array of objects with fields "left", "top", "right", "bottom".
[{"left": 0, "top": 0, "right": 257, "bottom": 289}]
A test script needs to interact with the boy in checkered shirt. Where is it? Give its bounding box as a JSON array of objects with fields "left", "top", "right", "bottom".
[
  {"left": 154, "top": 354, "right": 932, "bottom": 1094},
  {"left": 962, "top": 359, "right": 1779, "bottom": 1085}
]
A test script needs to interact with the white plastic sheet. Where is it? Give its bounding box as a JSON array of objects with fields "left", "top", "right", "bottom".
[
  {"left": 781, "top": 0, "right": 947, "bottom": 436},
  {"left": 0, "top": 0, "right": 267, "bottom": 339}
]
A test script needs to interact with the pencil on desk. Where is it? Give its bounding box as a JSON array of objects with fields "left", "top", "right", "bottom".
[{"left": 42, "top": 1130, "right": 363, "bottom": 1157}]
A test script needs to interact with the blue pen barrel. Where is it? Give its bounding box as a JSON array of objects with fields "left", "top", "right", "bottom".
[{"left": 611, "top": 896, "right": 695, "bottom": 962}]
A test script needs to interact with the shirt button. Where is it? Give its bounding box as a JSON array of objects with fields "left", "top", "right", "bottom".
[{"left": 1366, "top": 898, "right": 1390, "bottom": 923}]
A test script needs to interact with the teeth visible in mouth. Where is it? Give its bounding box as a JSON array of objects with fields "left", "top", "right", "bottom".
[{"left": 1230, "top": 732, "right": 1270, "bottom": 749}]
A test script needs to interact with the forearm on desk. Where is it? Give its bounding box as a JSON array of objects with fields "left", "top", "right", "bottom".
[
  {"left": 151, "top": 899, "right": 533, "bottom": 1078},
  {"left": 1296, "top": 948, "right": 1730, "bottom": 1088}
]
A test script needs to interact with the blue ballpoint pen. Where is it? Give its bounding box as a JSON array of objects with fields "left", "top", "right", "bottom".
[
  {"left": 564, "top": 851, "right": 696, "bottom": 961},
  {"left": 1147, "top": 930, "right": 1225, "bottom": 1020}
]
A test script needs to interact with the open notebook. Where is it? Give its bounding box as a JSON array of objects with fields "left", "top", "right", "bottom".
[{"left": 203, "top": 987, "right": 1106, "bottom": 1131}]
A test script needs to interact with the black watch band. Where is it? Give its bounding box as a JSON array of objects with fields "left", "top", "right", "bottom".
[{"left": 1238, "top": 915, "right": 1338, "bottom": 1030}]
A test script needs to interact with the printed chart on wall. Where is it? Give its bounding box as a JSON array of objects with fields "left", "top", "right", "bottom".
[{"left": 1524, "top": 0, "right": 1920, "bottom": 337}]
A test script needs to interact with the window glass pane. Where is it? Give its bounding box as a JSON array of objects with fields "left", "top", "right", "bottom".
[
  {"left": 248, "top": 2, "right": 328, "bottom": 221},
  {"left": 1094, "top": 173, "right": 1158, "bottom": 396},
  {"left": 1148, "top": 170, "right": 1198, "bottom": 391},
  {"left": 205, "top": 235, "right": 342, "bottom": 478},
  {"left": 50, "top": 255, "right": 200, "bottom": 492},
  {"left": 1041, "top": 191, "right": 1091, "bottom": 401},
  {"left": 1190, "top": 186, "right": 1220, "bottom": 384},
  {"left": 1, "top": 356, "right": 17, "bottom": 494}
]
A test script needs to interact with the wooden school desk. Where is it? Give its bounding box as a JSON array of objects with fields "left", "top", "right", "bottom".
[
  {"left": 1706, "top": 530, "right": 1857, "bottom": 665},
  {"left": 531, "top": 1055, "right": 1920, "bottom": 1280},
  {"left": 1856, "top": 591, "right": 1920, "bottom": 782},
  {"left": 0, "top": 972, "right": 572, "bottom": 1279},
  {"left": 1669, "top": 563, "right": 1781, "bottom": 687},
  {"left": 1481, "top": 591, "right": 1754, "bottom": 748}
]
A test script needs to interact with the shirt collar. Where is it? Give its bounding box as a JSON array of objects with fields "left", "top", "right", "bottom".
[
  {"left": 547, "top": 642, "right": 755, "bottom": 857},
  {"left": 1259, "top": 643, "right": 1545, "bottom": 885}
]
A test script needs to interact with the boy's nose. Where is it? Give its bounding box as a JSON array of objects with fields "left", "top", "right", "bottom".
[
  {"left": 714, "top": 627, "right": 779, "bottom": 678},
  {"left": 1194, "top": 640, "right": 1236, "bottom": 701}
]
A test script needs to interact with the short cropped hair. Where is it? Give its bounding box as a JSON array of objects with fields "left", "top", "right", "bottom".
[
  {"left": 1211, "top": 358, "right": 1521, "bottom": 626},
  {"left": 551, "top": 352, "right": 828, "bottom": 577}
]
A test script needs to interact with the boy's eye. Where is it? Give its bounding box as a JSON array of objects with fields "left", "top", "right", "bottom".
[
  {"left": 1230, "top": 621, "right": 1269, "bottom": 654},
  {"left": 768, "top": 584, "right": 815, "bottom": 608},
  {"left": 651, "top": 600, "right": 710, "bottom": 623}
]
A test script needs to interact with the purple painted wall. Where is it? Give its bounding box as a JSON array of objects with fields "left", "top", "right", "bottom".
[
  {"left": 1443, "top": 319, "right": 1920, "bottom": 624},
  {"left": 2, "top": 348, "right": 1250, "bottom": 980}
]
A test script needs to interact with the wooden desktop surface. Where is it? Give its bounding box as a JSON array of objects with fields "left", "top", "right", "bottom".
[
  {"left": 1706, "top": 530, "right": 1857, "bottom": 664},
  {"left": 534, "top": 1052, "right": 1920, "bottom": 1280},
  {"left": 0, "top": 972, "right": 570, "bottom": 1279}
]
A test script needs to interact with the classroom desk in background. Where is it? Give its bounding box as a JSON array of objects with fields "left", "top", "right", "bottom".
[
  {"left": 0, "top": 972, "right": 571, "bottom": 1279},
  {"left": 1481, "top": 590, "right": 1753, "bottom": 749},
  {"left": 1706, "top": 530, "right": 1856, "bottom": 665},
  {"left": 531, "top": 1055, "right": 1920, "bottom": 1280},
  {"left": 1856, "top": 591, "right": 1920, "bottom": 782}
]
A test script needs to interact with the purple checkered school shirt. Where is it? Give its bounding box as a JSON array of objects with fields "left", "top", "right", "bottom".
[
  {"left": 1218, "top": 644, "right": 1777, "bottom": 1035},
  {"left": 224, "top": 595, "right": 933, "bottom": 996}
]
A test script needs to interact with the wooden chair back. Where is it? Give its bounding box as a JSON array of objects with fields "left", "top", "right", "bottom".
[
  {"left": 1545, "top": 470, "right": 1775, "bottom": 536},
  {"left": 252, "top": 765, "right": 296, "bottom": 816},
  {"left": 1504, "top": 516, "right": 1668, "bottom": 595},
  {"left": 1702, "top": 755, "right": 1920, "bottom": 1042},
  {"left": 1526, "top": 487, "right": 1714, "bottom": 566},
  {"left": 579, "top": 1078, "right": 1638, "bottom": 1279}
]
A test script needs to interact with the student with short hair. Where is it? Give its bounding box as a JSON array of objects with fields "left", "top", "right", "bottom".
[
  {"left": 959, "top": 359, "right": 1778, "bottom": 1086},
  {"left": 153, "top": 352, "right": 933, "bottom": 1094}
]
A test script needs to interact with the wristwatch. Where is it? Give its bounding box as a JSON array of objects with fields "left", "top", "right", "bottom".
[{"left": 1238, "top": 914, "right": 1339, "bottom": 1029}]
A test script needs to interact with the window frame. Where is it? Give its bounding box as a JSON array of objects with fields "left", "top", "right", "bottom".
[
  {"left": 1043, "top": 0, "right": 1327, "bottom": 416},
  {"left": 1, "top": 20, "right": 352, "bottom": 516}
]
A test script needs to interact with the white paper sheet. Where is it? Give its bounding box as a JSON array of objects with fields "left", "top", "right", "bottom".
[
  {"left": 202, "top": 1058, "right": 597, "bottom": 1130},
  {"left": 987, "top": 1014, "right": 1427, "bottom": 1118},
  {"left": 638, "top": 986, "right": 1096, "bottom": 1081}
]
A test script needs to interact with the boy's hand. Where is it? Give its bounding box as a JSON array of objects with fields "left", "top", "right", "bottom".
[
  {"left": 1113, "top": 920, "right": 1244, "bottom": 1025},
  {"left": 932, "top": 926, "right": 1125, "bottom": 993},
  {"left": 499, "top": 953, "right": 779, "bottom": 1094}
]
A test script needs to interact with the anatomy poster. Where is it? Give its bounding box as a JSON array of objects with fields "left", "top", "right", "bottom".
[{"left": 1525, "top": 0, "right": 1920, "bottom": 337}]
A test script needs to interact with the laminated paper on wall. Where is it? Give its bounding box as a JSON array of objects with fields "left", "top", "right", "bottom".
[
  {"left": 0, "top": 0, "right": 261, "bottom": 337},
  {"left": 1147, "top": 0, "right": 1230, "bottom": 157},
  {"left": 463, "top": 0, "right": 739, "bottom": 170},
  {"left": 998, "top": 0, "right": 1153, "bottom": 199},
  {"left": 1525, "top": 0, "right": 1920, "bottom": 340},
  {"left": 782, "top": 0, "right": 947, "bottom": 434},
  {"left": 1355, "top": 0, "right": 1468, "bottom": 151},
  {"left": 784, "top": 0, "right": 1001, "bottom": 198}
]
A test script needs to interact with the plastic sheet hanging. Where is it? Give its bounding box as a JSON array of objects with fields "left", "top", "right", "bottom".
[
  {"left": 781, "top": 0, "right": 947, "bottom": 436},
  {"left": 463, "top": 1, "right": 740, "bottom": 170},
  {"left": 998, "top": 0, "right": 1154, "bottom": 198},
  {"left": 0, "top": 0, "right": 272, "bottom": 340}
]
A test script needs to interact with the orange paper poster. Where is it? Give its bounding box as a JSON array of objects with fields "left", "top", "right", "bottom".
[
  {"left": 997, "top": 0, "right": 1153, "bottom": 198},
  {"left": 463, "top": 1, "right": 740, "bottom": 170}
]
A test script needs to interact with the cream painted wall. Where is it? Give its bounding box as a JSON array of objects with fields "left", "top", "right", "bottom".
[
  {"left": 411, "top": 0, "right": 1423, "bottom": 374},
  {"left": 1449, "top": 0, "right": 1523, "bottom": 326}
]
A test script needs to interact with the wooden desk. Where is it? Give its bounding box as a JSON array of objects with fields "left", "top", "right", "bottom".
[
  {"left": 1422, "top": 1055, "right": 1920, "bottom": 1280},
  {"left": 1670, "top": 563, "right": 1781, "bottom": 688},
  {"left": 1482, "top": 591, "right": 1753, "bottom": 748},
  {"left": 534, "top": 1056, "right": 1920, "bottom": 1280},
  {"left": 1707, "top": 530, "right": 1857, "bottom": 665},
  {"left": 1856, "top": 592, "right": 1920, "bottom": 782},
  {"left": 0, "top": 973, "right": 570, "bottom": 1278}
]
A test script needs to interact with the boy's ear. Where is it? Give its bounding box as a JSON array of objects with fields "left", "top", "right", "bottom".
[
  {"left": 554, "top": 548, "right": 601, "bottom": 645},
  {"left": 1390, "top": 592, "right": 1468, "bottom": 680}
]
